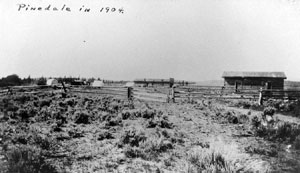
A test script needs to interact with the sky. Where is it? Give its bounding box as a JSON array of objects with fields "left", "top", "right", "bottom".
[{"left": 1, "top": 0, "right": 300, "bottom": 81}]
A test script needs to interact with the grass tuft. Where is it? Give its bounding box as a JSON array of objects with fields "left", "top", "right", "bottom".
[{"left": 188, "top": 148, "right": 232, "bottom": 172}]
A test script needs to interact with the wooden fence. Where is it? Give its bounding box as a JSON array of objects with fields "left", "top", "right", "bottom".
[
  {"left": 1, "top": 85, "right": 300, "bottom": 104},
  {"left": 132, "top": 87, "right": 168, "bottom": 103},
  {"left": 0, "top": 85, "right": 169, "bottom": 103},
  {"left": 71, "top": 86, "right": 129, "bottom": 98},
  {"left": 171, "top": 86, "right": 300, "bottom": 104},
  {"left": 261, "top": 89, "right": 300, "bottom": 100},
  {"left": 174, "top": 86, "right": 260, "bottom": 100}
]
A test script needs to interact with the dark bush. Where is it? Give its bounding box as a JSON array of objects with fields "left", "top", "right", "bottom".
[
  {"left": 39, "top": 99, "right": 52, "bottom": 107},
  {"left": 30, "top": 106, "right": 38, "bottom": 115},
  {"left": 58, "top": 101, "right": 66, "bottom": 108},
  {"left": 253, "top": 120, "right": 300, "bottom": 143},
  {"left": 4, "top": 146, "right": 58, "bottom": 173},
  {"left": 224, "top": 111, "right": 238, "bottom": 124},
  {"left": 105, "top": 117, "right": 122, "bottom": 127},
  {"left": 237, "top": 114, "right": 249, "bottom": 124},
  {"left": 98, "top": 130, "right": 114, "bottom": 141},
  {"left": 121, "top": 110, "right": 141, "bottom": 120},
  {"left": 123, "top": 146, "right": 143, "bottom": 158},
  {"left": 6, "top": 104, "right": 19, "bottom": 112},
  {"left": 15, "top": 94, "right": 31, "bottom": 104},
  {"left": 68, "top": 128, "right": 85, "bottom": 138},
  {"left": 119, "top": 127, "right": 147, "bottom": 147},
  {"left": 146, "top": 119, "right": 158, "bottom": 128},
  {"left": 263, "top": 107, "right": 276, "bottom": 116},
  {"left": 124, "top": 137, "right": 174, "bottom": 161},
  {"left": 16, "top": 109, "right": 29, "bottom": 120},
  {"left": 146, "top": 117, "right": 173, "bottom": 129},
  {"left": 12, "top": 134, "right": 28, "bottom": 145},
  {"left": 245, "top": 145, "right": 278, "bottom": 157},
  {"left": 140, "top": 138, "right": 173, "bottom": 160},
  {"left": 141, "top": 109, "right": 158, "bottom": 119},
  {"left": 251, "top": 115, "right": 261, "bottom": 128},
  {"left": 64, "top": 98, "right": 75, "bottom": 107},
  {"left": 31, "top": 134, "right": 57, "bottom": 150},
  {"left": 74, "top": 111, "right": 91, "bottom": 124},
  {"left": 121, "top": 111, "right": 131, "bottom": 120},
  {"left": 227, "top": 115, "right": 238, "bottom": 124},
  {"left": 159, "top": 119, "right": 173, "bottom": 129}
]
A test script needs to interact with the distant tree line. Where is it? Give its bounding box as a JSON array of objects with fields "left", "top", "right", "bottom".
[
  {"left": 0, "top": 74, "right": 48, "bottom": 87},
  {"left": 0, "top": 74, "right": 97, "bottom": 87},
  {"left": 0, "top": 74, "right": 129, "bottom": 87}
]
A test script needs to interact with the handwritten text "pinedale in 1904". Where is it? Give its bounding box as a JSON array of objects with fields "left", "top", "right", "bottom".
[{"left": 17, "top": 4, "right": 125, "bottom": 13}]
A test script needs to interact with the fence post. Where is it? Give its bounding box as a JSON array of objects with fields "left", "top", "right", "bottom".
[
  {"left": 127, "top": 87, "right": 134, "bottom": 108},
  {"left": 127, "top": 87, "right": 133, "bottom": 100},
  {"left": 167, "top": 87, "right": 175, "bottom": 103},
  {"left": 61, "top": 82, "right": 67, "bottom": 93},
  {"left": 258, "top": 88, "right": 263, "bottom": 105},
  {"left": 171, "top": 87, "right": 175, "bottom": 103},
  {"left": 60, "top": 81, "right": 67, "bottom": 98}
]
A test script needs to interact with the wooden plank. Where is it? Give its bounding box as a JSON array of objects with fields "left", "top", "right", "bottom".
[
  {"left": 263, "top": 89, "right": 300, "bottom": 92},
  {"left": 134, "top": 95, "right": 167, "bottom": 102},
  {"left": 94, "top": 91, "right": 126, "bottom": 96},
  {"left": 175, "top": 93, "right": 257, "bottom": 99},
  {"left": 100, "top": 88, "right": 127, "bottom": 93},
  {"left": 71, "top": 90, "right": 126, "bottom": 96},
  {"left": 133, "top": 88, "right": 158, "bottom": 92},
  {"left": 133, "top": 92, "right": 167, "bottom": 99},
  {"left": 76, "top": 87, "right": 127, "bottom": 92},
  {"left": 133, "top": 87, "right": 169, "bottom": 94},
  {"left": 72, "top": 88, "right": 127, "bottom": 94},
  {"left": 133, "top": 90, "right": 166, "bottom": 97}
]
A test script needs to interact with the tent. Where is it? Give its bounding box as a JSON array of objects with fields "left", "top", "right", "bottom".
[
  {"left": 46, "top": 79, "right": 58, "bottom": 86},
  {"left": 125, "top": 82, "right": 135, "bottom": 87},
  {"left": 92, "top": 80, "right": 104, "bottom": 87}
]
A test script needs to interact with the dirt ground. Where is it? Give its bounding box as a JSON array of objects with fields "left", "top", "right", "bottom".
[{"left": 0, "top": 92, "right": 300, "bottom": 172}]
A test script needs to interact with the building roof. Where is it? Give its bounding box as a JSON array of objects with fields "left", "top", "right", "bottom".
[
  {"left": 222, "top": 71, "right": 287, "bottom": 79},
  {"left": 134, "top": 78, "right": 171, "bottom": 83}
]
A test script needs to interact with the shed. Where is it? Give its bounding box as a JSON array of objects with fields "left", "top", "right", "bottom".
[
  {"left": 222, "top": 71, "right": 287, "bottom": 90},
  {"left": 46, "top": 79, "right": 59, "bottom": 86},
  {"left": 71, "top": 80, "right": 85, "bottom": 86},
  {"left": 133, "top": 78, "right": 175, "bottom": 87}
]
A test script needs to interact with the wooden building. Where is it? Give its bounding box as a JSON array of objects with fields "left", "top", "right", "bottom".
[
  {"left": 222, "top": 71, "right": 287, "bottom": 90},
  {"left": 134, "top": 78, "right": 175, "bottom": 87},
  {"left": 133, "top": 78, "right": 194, "bottom": 87}
]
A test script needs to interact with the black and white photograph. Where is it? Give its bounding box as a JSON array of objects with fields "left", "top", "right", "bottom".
[{"left": 1, "top": 0, "right": 300, "bottom": 172}]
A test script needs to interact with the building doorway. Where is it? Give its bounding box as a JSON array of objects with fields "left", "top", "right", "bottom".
[
  {"left": 265, "top": 82, "right": 272, "bottom": 90},
  {"left": 235, "top": 81, "right": 242, "bottom": 93}
]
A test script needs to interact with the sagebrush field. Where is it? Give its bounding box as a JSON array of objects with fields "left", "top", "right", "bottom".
[{"left": 0, "top": 91, "right": 300, "bottom": 172}]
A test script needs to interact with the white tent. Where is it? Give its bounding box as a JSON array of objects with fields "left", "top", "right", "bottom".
[
  {"left": 92, "top": 80, "right": 104, "bottom": 87},
  {"left": 125, "top": 82, "right": 135, "bottom": 87},
  {"left": 46, "top": 79, "right": 58, "bottom": 86}
]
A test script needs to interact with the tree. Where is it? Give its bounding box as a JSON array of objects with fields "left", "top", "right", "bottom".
[
  {"left": 0, "top": 74, "right": 22, "bottom": 87},
  {"left": 22, "top": 75, "right": 33, "bottom": 85},
  {"left": 37, "top": 77, "right": 47, "bottom": 85}
]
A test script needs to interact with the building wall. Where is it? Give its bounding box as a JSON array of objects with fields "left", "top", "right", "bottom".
[{"left": 224, "top": 77, "right": 284, "bottom": 90}]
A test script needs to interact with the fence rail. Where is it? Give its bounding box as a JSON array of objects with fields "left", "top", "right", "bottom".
[
  {"left": 172, "top": 86, "right": 300, "bottom": 103},
  {"left": 1, "top": 85, "right": 300, "bottom": 103}
]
